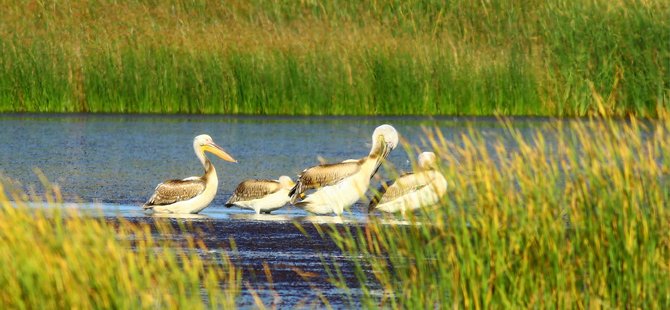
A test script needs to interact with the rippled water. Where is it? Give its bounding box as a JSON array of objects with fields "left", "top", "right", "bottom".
[
  {"left": 0, "top": 114, "right": 622, "bottom": 307},
  {"left": 0, "top": 114, "right": 567, "bottom": 207}
]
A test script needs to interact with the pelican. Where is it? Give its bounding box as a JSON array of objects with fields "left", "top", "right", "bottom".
[
  {"left": 225, "top": 176, "right": 295, "bottom": 214},
  {"left": 289, "top": 124, "right": 399, "bottom": 216},
  {"left": 143, "top": 134, "right": 237, "bottom": 214},
  {"left": 369, "top": 152, "right": 448, "bottom": 215}
]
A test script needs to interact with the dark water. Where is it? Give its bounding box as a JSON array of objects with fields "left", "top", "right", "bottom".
[{"left": 0, "top": 114, "right": 637, "bottom": 307}]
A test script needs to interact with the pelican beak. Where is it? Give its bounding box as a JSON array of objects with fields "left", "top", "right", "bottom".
[
  {"left": 202, "top": 142, "right": 237, "bottom": 163},
  {"left": 379, "top": 138, "right": 392, "bottom": 159},
  {"left": 370, "top": 139, "right": 390, "bottom": 179}
]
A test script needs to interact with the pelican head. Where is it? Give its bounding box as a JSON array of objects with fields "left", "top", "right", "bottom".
[
  {"left": 418, "top": 151, "right": 438, "bottom": 169},
  {"left": 370, "top": 124, "right": 399, "bottom": 159},
  {"left": 278, "top": 175, "right": 295, "bottom": 189},
  {"left": 194, "top": 134, "right": 237, "bottom": 163}
]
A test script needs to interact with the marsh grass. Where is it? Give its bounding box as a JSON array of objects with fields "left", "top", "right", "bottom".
[
  {"left": 0, "top": 178, "right": 240, "bottom": 308},
  {"left": 324, "top": 113, "right": 670, "bottom": 308},
  {"left": 0, "top": 0, "right": 668, "bottom": 115}
]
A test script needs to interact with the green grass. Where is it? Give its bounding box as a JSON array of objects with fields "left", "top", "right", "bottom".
[
  {"left": 323, "top": 114, "right": 670, "bottom": 308},
  {"left": 2, "top": 114, "right": 669, "bottom": 308},
  {"left": 0, "top": 178, "right": 240, "bottom": 308},
  {"left": 0, "top": 0, "right": 668, "bottom": 116}
]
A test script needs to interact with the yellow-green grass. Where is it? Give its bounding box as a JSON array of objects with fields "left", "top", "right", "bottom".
[
  {"left": 325, "top": 113, "right": 670, "bottom": 308},
  {"left": 0, "top": 0, "right": 668, "bottom": 115},
  {"left": 0, "top": 179, "right": 240, "bottom": 308}
]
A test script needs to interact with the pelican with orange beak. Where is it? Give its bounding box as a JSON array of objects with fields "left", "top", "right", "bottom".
[{"left": 143, "top": 134, "right": 237, "bottom": 214}]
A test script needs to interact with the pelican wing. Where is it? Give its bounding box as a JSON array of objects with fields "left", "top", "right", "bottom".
[
  {"left": 143, "top": 178, "right": 206, "bottom": 208},
  {"left": 225, "top": 179, "right": 280, "bottom": 206},
  {"left": 369, "top": 172, "right": 434, "bottom": 209},
  {"left": 289, "top": 161, "right": 361, "bottom": 202}
]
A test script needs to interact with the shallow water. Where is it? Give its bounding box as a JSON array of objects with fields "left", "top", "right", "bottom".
[
  {"left": 0, "top": 114, "right": 644, "bottom": 307},
  {"left": 0, "top": 114, "right": 573, "bottom": 208}
]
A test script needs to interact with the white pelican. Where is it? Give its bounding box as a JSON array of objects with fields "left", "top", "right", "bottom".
[
  {"left": 225, "top": 176, "right": 295, "bottom": 214},
  {"left": 369, "top": 152, "right": 448, "bottom": 215},
  {"left": 289, "top": 124, "right": 399, "bottom": 216},
  {"left": 143, "top": 134, "right": 237, "bottom": 214}
]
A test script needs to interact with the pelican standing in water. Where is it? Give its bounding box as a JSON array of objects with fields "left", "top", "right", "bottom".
[
  {"left": 225, "top": 176, "right": 295, "bottom": 214},
  {"left": 143, "top": 134, "right": 237, "bottom": 214},
  {"left": 369, "top": 152, "right": 448, "bottom": 215},
  {"left": 289, "top": 124, "right": 399, "bottom": 216}
]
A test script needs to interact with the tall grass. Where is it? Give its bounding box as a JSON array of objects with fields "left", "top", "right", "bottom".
[
  {"left": 0, "top": 0, "right": 667, "bottom": 115},
  {"left": 325, "top": 113, "right": 670, "bottom": 307},
  {"left": 0, "top": 178, "right": 240, "bottom": 308}
]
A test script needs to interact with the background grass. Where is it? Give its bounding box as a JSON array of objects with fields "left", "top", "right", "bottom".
[
  {"left": 324, "top": 114, "right": 670, "bottom": 308},
  {"left": 0, "top": 0, "right": 668, "bottom": 115}
]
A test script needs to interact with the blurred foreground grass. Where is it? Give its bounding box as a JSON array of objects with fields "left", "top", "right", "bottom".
[
  {"left": 2, "top": 109, "right": 670, "bottom": 307},
  {"left": 0, "top": 178, "right": 240, "bottom": 308},
  {"left": 326, "top": 112, "right": 670, "bottom": 307}
]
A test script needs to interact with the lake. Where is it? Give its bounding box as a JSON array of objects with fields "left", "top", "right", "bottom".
[{"left": 0, "top": 114, "right": 624, "bottom": 307}]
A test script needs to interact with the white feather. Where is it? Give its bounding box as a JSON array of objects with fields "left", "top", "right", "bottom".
[
  {"left": 297, "top": 164, "right": 372, "bottom": 215},
  {"left": 374, "top": 171, "right": 448, "bottom": 215},
  {"left": 152, "top": 170, "right": 219, "bottom": 214},
  {"left": 229, "top": 189, "right": 291, "bottom": 214}
]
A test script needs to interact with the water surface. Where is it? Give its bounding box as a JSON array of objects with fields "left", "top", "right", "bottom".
[
  {"left": 0, "top": 114, "right": 623, "bottom": 307},
  {"left": 1, "top": 114, "right": 569, "bottom": 208}
]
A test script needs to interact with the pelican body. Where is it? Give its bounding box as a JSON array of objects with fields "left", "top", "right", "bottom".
[
  {"left": 289, "top": 124, "right": 399, "bottom": 216},
  {"left": 143, "top": 134, "right": 236, "bottom": 214},
  {"left": 225, "top": 176, "right": 295, "bottom": 214},
  {"left": 369, "top": 152, "right": 448, "bottom": 215}
]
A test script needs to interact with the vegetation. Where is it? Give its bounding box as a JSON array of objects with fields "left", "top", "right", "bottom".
[
  {"left": 0, "top": 0, "right": 668, "bottom": 116},
  {"left": 325, "top": 112, "right": 670, "bottom": 307},
  {"left": 2, "top": 111, "right": 669, "bottom": 308},
  {"left": 0, "top": 178, "right": 240, "bottom": 308}
]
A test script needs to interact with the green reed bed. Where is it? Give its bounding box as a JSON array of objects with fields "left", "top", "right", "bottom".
[
  {"left": 0, "top": 179, "right": 240, "bottom": 308},
  {"left": 0, "top": 0, "right": 667, "bottom": 116},
  {"left": 325, "top": 114, "right": 670, "bottom": 308}
]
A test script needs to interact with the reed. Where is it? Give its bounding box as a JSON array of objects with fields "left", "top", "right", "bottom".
[
  {"left": 0, "top": 0, "right": 667, "bottom": 115},
  {"left": 0, "top": 178, "right": 240, "bottom": 308},
  {"left": 324, "top": 113, "right": 670, "bottom": 307}
]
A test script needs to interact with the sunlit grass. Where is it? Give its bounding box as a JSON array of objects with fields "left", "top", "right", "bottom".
[
  {"left": 0, "top": 0, "right": 667, "bottom": 115},
  {"left": 325, "top": 112, "right": 670, "bottom": 307},
  {"left": 0, "top": 178, "right": 240, "bottom": 308}
]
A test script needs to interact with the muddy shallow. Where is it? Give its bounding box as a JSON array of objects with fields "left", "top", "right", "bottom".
[
  {"left": 33, "top": 202, "right": 386, "bottom": 308},
  {"left": 128, "top": 210, "right": 365, "bottom": 308}
]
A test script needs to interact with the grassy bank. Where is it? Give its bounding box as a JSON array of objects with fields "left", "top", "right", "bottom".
[
  {"left": 0, "top": 179, "right": 240, "bottom": 308},
  {"left": 326, "top": 114, "right": 670, "bottom": 307},
  {"left": 0, "top": 0, "right": 668, "bottom": 116}
]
